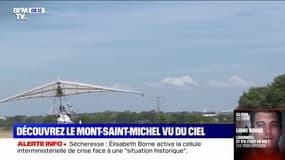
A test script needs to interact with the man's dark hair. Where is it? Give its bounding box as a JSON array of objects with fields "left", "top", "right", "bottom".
[{"left": 250, "top": 110, "right": 283, "bottom": 129}]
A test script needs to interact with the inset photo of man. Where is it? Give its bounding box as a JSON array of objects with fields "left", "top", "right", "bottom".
[{"left": 235, "top": 109, "right": 285, "bottom": 160}]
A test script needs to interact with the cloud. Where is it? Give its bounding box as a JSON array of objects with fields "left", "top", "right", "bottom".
[
  {"left": 162, "top": 75, "right": 199, "bottom": 87},
  {"left": 228, "top": 75, "right": 256, "bottom": 88},
  {"left": 208, "top": 75, "right": 256, "bottom": 88}
]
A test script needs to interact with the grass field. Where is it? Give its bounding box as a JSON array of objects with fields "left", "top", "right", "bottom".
[{"left": 0, "top": 129, "right": 12, "bottom": 138}]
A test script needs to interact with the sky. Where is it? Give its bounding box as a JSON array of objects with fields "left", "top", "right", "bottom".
[{"left": 0, "top": 1, "right": 285, "bottom": 116}]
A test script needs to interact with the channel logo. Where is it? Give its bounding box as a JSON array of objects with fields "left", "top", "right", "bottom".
[{"left": 12, "top": 7, "right": 45, "bottom": 21}]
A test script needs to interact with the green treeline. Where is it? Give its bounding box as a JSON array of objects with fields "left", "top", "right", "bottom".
[
  {"left": 3, "top": 74, "right": 284, "bottom": 129},
  {"left": 239, "top": 74, "right": 285, "bottom": 108},
  {"left": 0, "top": 111, "right": 232, "bottom": 129}
]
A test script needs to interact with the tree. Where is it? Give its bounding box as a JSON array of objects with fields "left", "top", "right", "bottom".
[
  {"left": 238, "top": 87, "right": 267, "bottom": 108},
  {"left": 265, "top": 74, "right": 285, "bottom": 107},
  {"left": 238, "top": 74, "right": 285, "bottom": 108}
]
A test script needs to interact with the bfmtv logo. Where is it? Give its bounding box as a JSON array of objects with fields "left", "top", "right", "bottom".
[
  {"left": 13, "top": 8, "right": 45, "bottom": 21},
  {"left": 13, "top": 8, "right": 28, "bottom": 21}
]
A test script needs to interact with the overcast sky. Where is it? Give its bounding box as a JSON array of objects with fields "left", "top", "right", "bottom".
[{"left": 0, "top": 1, "right": 285, "bottom": 116}]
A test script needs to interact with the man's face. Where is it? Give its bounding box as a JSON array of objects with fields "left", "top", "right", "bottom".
[{"left": 253, "top": 112, "right": 281, "bottom": 149}]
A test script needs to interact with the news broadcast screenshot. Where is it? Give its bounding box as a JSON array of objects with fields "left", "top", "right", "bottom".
[{"left": 0, "top": 1, "right": 284, "bottom": 160}]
